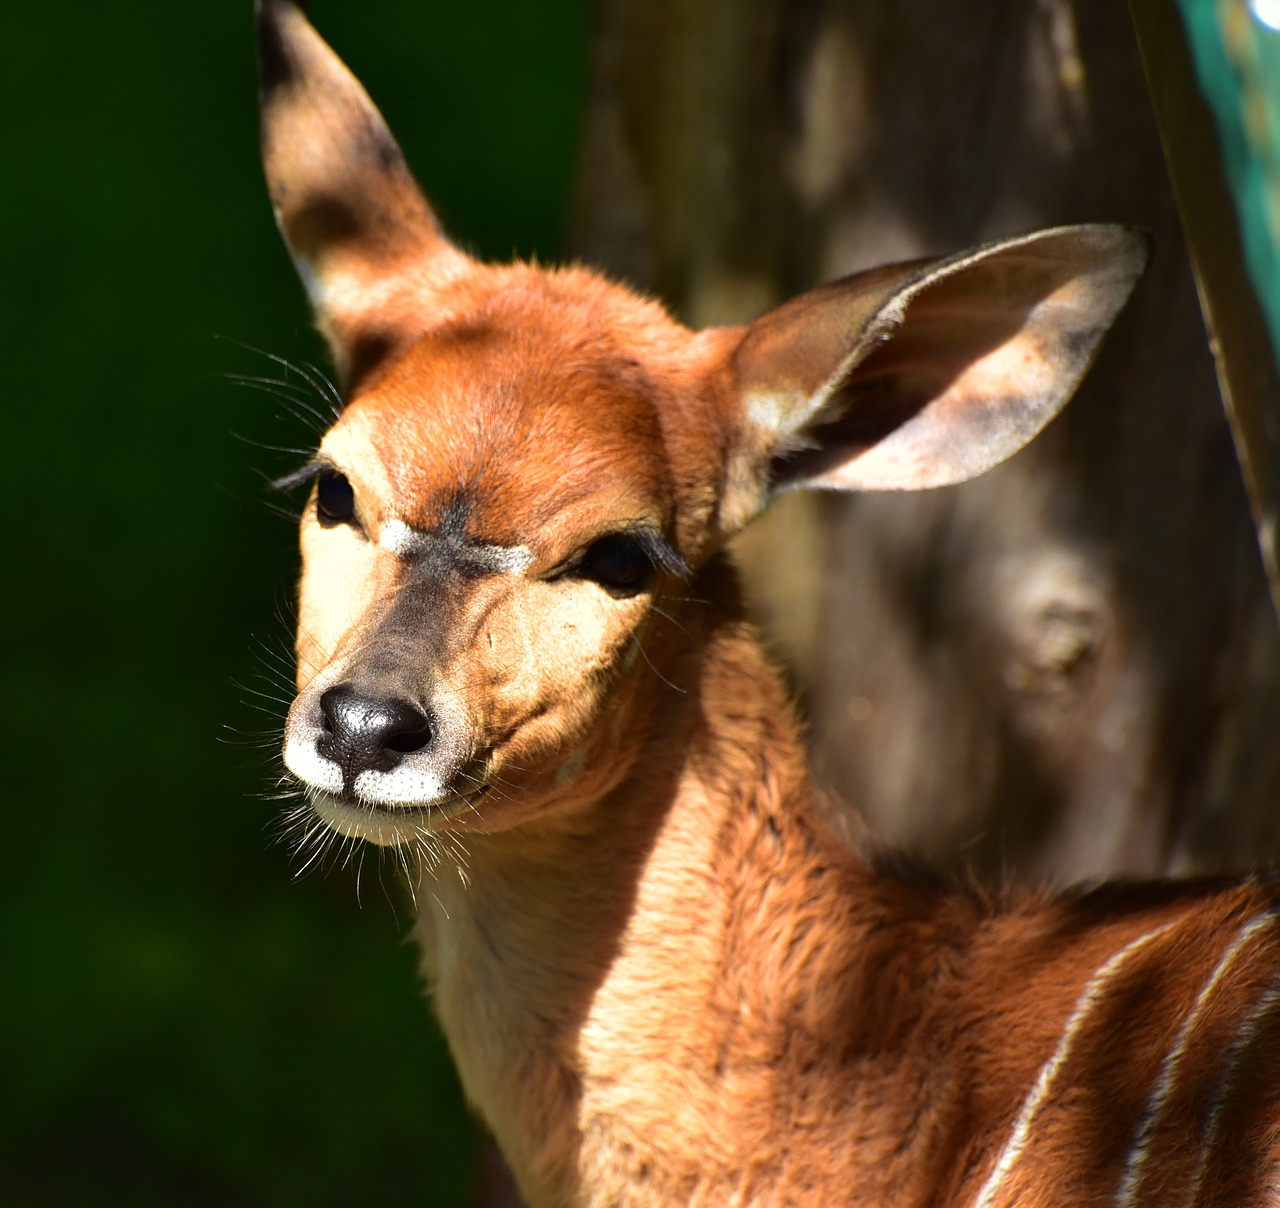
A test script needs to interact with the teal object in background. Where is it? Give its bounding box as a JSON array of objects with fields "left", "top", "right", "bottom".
[
  {"left": 1178, "top": 0, "right": 1280, "bottom": 361},
  {"left": 0, "top": 2, "right": 586, "bottom": 1203},
  {"left": 1140, "top": 0, "right": 1280, "bottom": 611}
]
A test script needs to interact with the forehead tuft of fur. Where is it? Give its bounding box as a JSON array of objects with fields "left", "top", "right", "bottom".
[{"left": 334, "top": 263, "right": 731, "bottom": 551}]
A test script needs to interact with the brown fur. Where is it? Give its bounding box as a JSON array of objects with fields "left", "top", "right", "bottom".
[{"left": 253, "top": 5, "right": 1280, "bottom": 1205}]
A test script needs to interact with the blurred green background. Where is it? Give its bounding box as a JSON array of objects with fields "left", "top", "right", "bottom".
[{"left": 1, "top": 1, "right": 586, "bottom": 1202}]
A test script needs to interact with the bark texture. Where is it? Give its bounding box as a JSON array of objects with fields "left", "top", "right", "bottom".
[{"left": 573, "top": 0, "right": 1280, "bottom": 883}]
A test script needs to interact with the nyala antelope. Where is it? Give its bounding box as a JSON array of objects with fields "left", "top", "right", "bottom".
[{"left": 256, "top": 2, "right": 1280, "bottom": 1204}]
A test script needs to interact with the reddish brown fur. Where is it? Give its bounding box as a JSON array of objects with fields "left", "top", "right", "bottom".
[
  {"left": 353, "top": 265, "right": 735, "bottom": 555},
  {"left": 254, "top": 4, "right": 1280, "bottom": 1205}
]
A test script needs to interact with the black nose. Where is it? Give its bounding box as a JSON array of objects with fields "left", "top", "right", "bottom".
[{"left": 316, "top": 685, "right": 432, "bottom": 794}]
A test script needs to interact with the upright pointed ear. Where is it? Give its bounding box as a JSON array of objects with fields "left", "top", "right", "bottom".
[
  {"left": 723, "top": 225, "right": 1149, "bottom": 525},
  {"left": 256, "top": 0, "right": 471, "bottom": 389}
]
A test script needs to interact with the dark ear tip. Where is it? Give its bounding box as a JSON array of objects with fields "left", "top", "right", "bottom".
[
  {"left": 255, "top": 0, "right": 311, "bottom": 92},
  {"left": 255, "top": 0, "right": 309, "bottom": 16}
]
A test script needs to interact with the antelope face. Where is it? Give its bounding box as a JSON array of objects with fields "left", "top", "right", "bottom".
[{"left": 281, "top": 274, "right": 725, "bottom": 844}]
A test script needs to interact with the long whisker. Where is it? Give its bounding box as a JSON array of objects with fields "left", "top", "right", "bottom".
[
  {"left": 225, "top": 375, "right": 333, "bottom": 434},
  {"left": 630, "top": 632, "right": 686, "bottom": 695},
  {"left": 217, "top": 338, "right": 344, "bottom": 419}
]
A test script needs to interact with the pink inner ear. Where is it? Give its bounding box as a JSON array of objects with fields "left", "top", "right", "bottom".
[
  {"left": 761, "top": 230, "right": 1148, "bottom": 495},
  {"left": 784, "top": 353, "right": 1062, "bottom": 492},
  {"left": 774, "top": 296, "right": 1061, "bottom": 492}
]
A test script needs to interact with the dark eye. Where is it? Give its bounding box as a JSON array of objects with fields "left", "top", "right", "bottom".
[
  {"left": 315, "top": 470, "right": 355, "bottom": 527},
  {"left": 576, "top": 534, "right": 656, "bottom": 597}
]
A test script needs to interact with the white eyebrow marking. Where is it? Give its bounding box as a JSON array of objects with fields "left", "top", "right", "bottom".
[
  {"left": 972, "top": 920, "right": 1178, "bottom": 1208},
  {"left": 378, "top": 519, "right": 534, "bottom": 573},
  {"left": 1115, "top": 909, "right": 1278, "bottom": 1206}
]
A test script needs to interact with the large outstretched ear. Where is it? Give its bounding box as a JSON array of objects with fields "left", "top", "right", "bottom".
[
  {"left": 722, "top": 225, "right": 1148, "bottom": 527},
  {"left": 256, "top": 0, "right": 472, "bottom": 389}
]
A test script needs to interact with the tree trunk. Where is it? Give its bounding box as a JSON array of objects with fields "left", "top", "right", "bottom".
[{"left": 573, "top": 0, "right": 1280, "bottom": 883}]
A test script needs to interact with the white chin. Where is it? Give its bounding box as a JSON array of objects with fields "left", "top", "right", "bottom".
[
  {"left": 309, "top": 791, "right": 451, "bottom": 847},
  {"left": 282, "top": 737, "right": 482, "bottom": 844}
]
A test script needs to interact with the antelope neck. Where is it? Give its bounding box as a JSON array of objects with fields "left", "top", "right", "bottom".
[{"left": 411, "top": 583, "right": 889, "bottom": 1201}]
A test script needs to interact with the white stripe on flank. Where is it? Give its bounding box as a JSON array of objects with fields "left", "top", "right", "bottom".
[
  {"left": 1185, "top": 974, "right": 1280, "bottom": 1205},
  {"left": 1115, "top": 910, "right": 1278, "bottom": 1206},
  {"left": 971, "top": 921, "right": 1178, "bottom": 1208}
]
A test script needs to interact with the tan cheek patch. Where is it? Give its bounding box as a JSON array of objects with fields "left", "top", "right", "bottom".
[
  {"left": 440, "top": 579, "right": 645, "bottom": 770},
  {"left": 293, "top": 413, "right": 407, "bottom": 689},
  {"left": 295, "top": 520, "right": 387, "bottom": 689}
]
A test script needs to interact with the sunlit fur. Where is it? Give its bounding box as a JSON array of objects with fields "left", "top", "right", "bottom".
[{"left": 248, "top": 4, "right": 1280, "bottom": 1206}]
